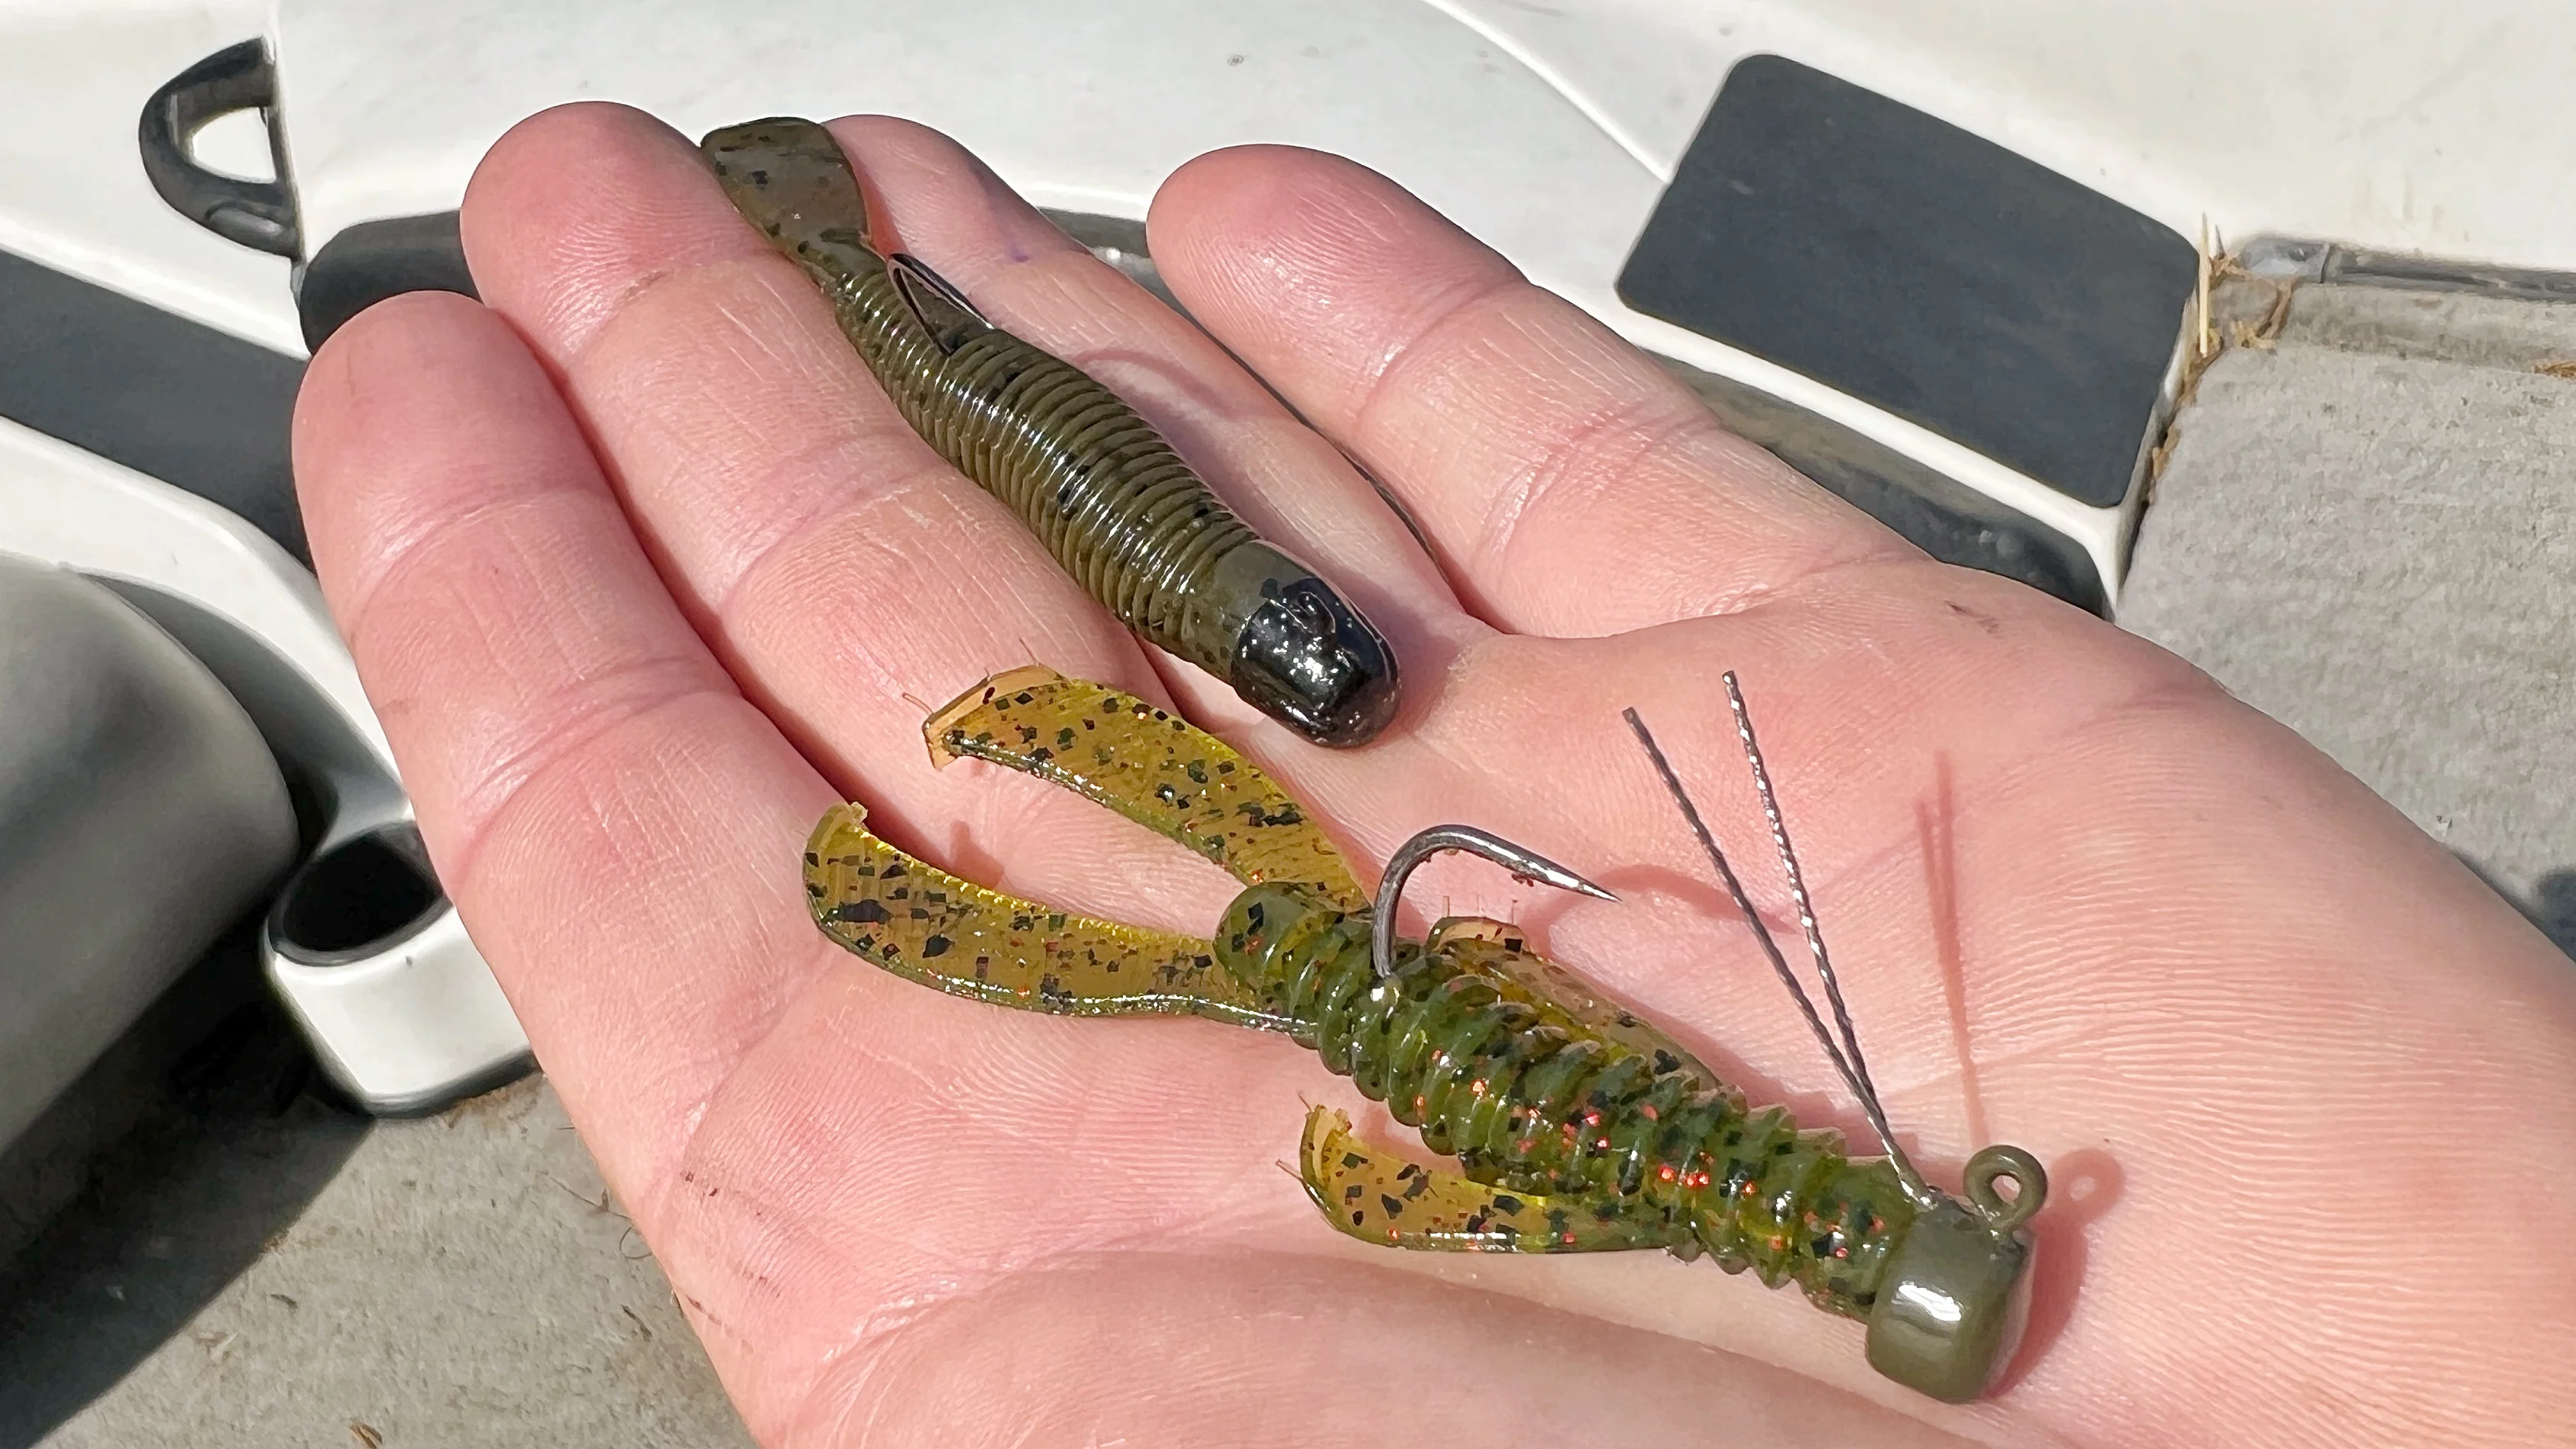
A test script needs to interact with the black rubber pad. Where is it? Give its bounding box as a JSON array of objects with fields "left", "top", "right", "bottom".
[
  {"left": 1619, "top": 55, "right": 2199, "bottom": 509},
  {"left": 298, "top": 212, "right": 478, "bottom": 354},
  {"left": 0, "top": 247, "right": 306, "bottom": 558}
]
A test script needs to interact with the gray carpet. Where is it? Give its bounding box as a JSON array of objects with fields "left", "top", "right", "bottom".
[
  {"left": 2, "top": 1072, "right": 751, "bottom": 1449},
  {"left": 2122, "top": 282, "right": 2576, "bottom": 956}
]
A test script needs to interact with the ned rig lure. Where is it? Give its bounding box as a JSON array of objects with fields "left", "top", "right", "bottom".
[
  {"left": 804, "top": 667, "right": 2047, "bottom": 1402},
  {"left": 703, "top": 118, "right": 1399, "bottom": 748}
]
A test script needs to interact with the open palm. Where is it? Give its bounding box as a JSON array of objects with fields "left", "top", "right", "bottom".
[{"left": 291, "top": 104, "right": 2573, "bottom": 1449}]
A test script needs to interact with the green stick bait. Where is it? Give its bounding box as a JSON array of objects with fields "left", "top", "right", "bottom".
[
  {"left": 805, "top": 667, "right": 2050, "bottom": 1402},
  {"left": 702, "top": 119, "right": 1400, "bottom": 748}
]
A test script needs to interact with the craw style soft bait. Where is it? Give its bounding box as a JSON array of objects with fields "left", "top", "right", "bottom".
[
  {"left": 702, "top": 119, "right": 1400, "bottom": 748},
  {"left": 803, "top": 667, "right": 2049, "bottom": 1402}
]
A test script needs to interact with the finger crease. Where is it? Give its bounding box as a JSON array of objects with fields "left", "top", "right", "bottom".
[
  {"left": 707, "top": 443, "right": 958, "bottom": 621},
  {"left": 1700, "top": 540, "right": 1961, "bottom": 621},
  {"left": 340, "top": 484, "right": 627, "bottom": 660},
  {"left": 444, "top": 665, "right": 743, "bottom": 886},
  {"left": 1343, "top": 273, "right": 1527, "bottom": 462},
  {"left": 1477, "top": 393, "right": 1709, "bottom": 574},
  {"left": 566, "top": 254, "right": 769, "bottom": 374}
]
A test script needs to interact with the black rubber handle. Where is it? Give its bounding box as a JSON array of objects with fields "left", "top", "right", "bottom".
[{"left": 139, "top": 39, "right": 299, "bottom": 258}]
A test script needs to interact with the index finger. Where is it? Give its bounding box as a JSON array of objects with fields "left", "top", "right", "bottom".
[{"left": 1149, "top": 146, "right": 1917, "bottom": 637}]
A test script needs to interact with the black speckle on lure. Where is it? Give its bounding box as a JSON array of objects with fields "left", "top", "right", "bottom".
[
  {"left": 803, "top": 666, "right": 2053, "bottom": 1403},
  {"left": 699, "top": 118, "right": 1400, "bottom": 748}
]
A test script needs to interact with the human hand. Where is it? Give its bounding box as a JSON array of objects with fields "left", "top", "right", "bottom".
[{"left": 291, "top": 102, "right": 2575, "bottom": 1448}]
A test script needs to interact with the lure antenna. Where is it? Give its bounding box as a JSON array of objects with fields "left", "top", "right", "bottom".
[
  {"left": 1624, "top": 677, "right": 1930, "bottom": 1203},
  {"left": 1371, "top": 825, "right": 1616, "bottom": 980}
]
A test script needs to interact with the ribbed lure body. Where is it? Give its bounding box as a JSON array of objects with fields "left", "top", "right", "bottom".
[
  {"left": 1215, "top": 883, "right": 1914, "bottom": 1317},
  {"left": 702, "top": 120, "right": 1400, "bottom": 746}
]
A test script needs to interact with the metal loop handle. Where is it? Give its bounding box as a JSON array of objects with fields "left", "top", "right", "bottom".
[
  {"left": 139, "top": 39, "right": 299, "bottom": 257},
  {"left": 1962, "top": 1144, "right": 2049, "bottom": 1231}
]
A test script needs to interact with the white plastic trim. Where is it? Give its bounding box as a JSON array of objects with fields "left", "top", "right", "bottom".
[
  {"left": 0, "top": 416, "right": 388, "bottom": 793},
  {"left": 264, "top": 903, "right": 529, "bottom": 1114},
  {"left": 0, "top": 419, "right": 531, "bottom": 1112},
  {"left": 0, "top": 0, "right": 303, "bottom": 353}
]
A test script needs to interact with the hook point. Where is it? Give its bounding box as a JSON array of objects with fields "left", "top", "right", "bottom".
[{"left": 1371, "top": 823, "right": 1613, "bottom": 978}]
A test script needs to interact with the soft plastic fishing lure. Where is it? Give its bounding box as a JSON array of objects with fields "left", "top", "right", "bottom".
[
  {"left": 702, "top": 118, "right": 1399, "bottom": 747},
  {"left": 804, "top": 667, "right": 2046, "bottom": 1401}
]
